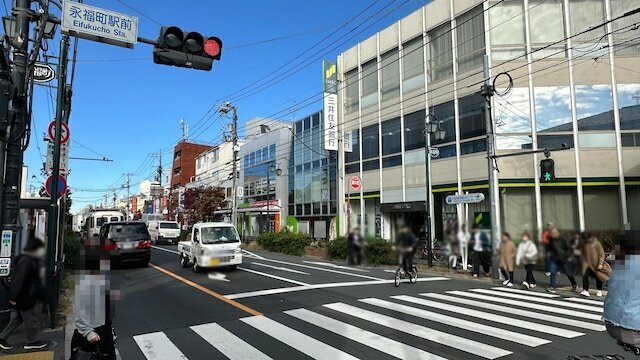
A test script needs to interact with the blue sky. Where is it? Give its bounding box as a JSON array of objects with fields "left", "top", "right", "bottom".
[{"left": 24, "top": 0, "right": 427, "bottom": 211}]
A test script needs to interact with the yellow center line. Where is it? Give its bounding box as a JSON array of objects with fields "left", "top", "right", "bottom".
[{"left": 151, "top": 264, "right": 263, "bottom": 317}]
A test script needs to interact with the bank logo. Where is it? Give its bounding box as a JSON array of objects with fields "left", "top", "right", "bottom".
[{"left": 325, "top": 64, "right": 336, "bottom": 79}]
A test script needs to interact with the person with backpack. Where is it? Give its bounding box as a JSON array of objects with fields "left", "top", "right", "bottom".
[
  {"left": 579, "top": 232, "right": 612, "bottom": 298},
  {"left": 516, "top": 231, "right": 538, "bottom": 289},
  {"left": 0, "top": 238, "right": 47, "bottom": 351}
]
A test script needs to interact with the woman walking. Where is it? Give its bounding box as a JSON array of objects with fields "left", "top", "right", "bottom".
[
  {"left": 499, "top": 232, "right": 516, "bottom": 287},
  {"left": 516, "top": 232, "right": 538, "bottom": 289},
  {"left": 580, "top": 232, "right": 612, "bottom": 297}
]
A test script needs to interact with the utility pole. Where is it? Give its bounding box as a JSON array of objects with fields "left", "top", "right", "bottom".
[
  {"left": 123, "top": 173, "right": 131, "bottom": 220},
  {"left": 481, "top": 55, "right": 500, "bottom": 278},
  {"left": 219, "top": 102, "right": 238, "bottom": 227}
]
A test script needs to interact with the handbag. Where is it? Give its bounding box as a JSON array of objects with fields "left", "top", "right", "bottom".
[{"left": 71, "top": 344, "right": 110, "bottom": 360}]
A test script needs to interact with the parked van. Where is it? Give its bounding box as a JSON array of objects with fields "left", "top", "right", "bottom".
[{"left": 148, "top": 220, "right": 181, "bottom": 244}]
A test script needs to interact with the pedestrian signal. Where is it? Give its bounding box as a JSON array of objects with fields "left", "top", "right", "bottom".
[{"left": 540, "top": 159, "right": 555, "bottom": 182}]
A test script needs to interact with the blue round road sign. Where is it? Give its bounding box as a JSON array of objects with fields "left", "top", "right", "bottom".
[{"left": 45, "top": 175, "right": 67, "bottom": 197}]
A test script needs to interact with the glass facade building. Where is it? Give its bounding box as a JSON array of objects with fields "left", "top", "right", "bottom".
[{"left": 338, "top": 0, "right": 640, "bottom": 241}]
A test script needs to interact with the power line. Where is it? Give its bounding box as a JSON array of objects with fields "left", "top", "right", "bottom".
[{"left": 114, "top": 0, "right": 163, "bottom": 26}]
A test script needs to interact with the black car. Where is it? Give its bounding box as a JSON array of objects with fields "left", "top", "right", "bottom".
[{"left": 99, "top": 221, "right": 151, "bottom": 267}]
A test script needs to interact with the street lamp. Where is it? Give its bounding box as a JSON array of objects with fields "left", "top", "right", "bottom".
[{"left": 423, "top": 114, "right": 445, "bottom": 267}]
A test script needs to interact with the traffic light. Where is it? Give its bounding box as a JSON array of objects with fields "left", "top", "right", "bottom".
[
  {"left": 153, "top": 26, "right": 223, "bottom": 71},
  {"left": 540, "top": 158, "right": 555, "bottom": 182}
]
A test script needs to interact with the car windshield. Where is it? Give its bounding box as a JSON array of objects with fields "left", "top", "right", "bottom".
[
  {"left": 109, "top": 224, "right": 149, "bottom": 241},
  {"left": 160, "top": 223, "right": 179, "bottom": 229},
  {"left": 199, "top": 227, "right": 239, "bottom": 244}
]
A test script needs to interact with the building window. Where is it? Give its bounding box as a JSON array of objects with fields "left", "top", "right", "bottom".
[
  {"left": 435, "top": 144, "right": 456, "bottom": 159},
  {"left": 382, "top": 155, "right": 402, "bottom": 168},
  {"left": 295, "top": 120, "right": 303, "bottom": 134},
  {"left": 570, "top": 0, "right": 606, "bottom": 45},
  {"left": 173, "top": 167, "right": 181, "bottom": 175},
  {"left": 576, "top": 85, "right": 614, "bottom": 131},
  {"left": 611, "top": 0, "right": 640, "bottom": 55},
  {"left": 621, "top": 133, "right": 640, "bottom": 147},
  {"left": 345, "top": 129, "right": 360, "bottom": 163},
  {"left": 459, "top": 93, "right": 486, "bottom": 139},
  {"left": 490, "top": 0, "right": 525, "bottom": 60},
  {"left": 430, "top": 101, "right": 456, "bottom": 144},
  {"left": 174, "top": 150, "right": 182, "bottom": 160},
  {"left": 345, "top": 163, "right": 360, "bottom": 174},
  {"left": 362, "top": 159, "right": 379, "bottom": 171},
  {"left": 345, "top": 68, "right": 359, "bottom": 114},
  {"left": 404, "top": 109, "right": 426, "bottom": 151},
  {"left": 381, "top": 117, "right": 401, "bottom": 155},
  {"left": 617, "top": 84, "right": 640, "bottom": 130},
  {"left": 529, "top": 0, "right": 566, "bottom": 58},
  {"left": 313, "top": 113, "right": 320, "bottom": 128},
  {"left": 538, "top": 135, "right": 575, "bottom": 149},
  {"left": 460, "top": 138, "right": 487, "bottom": 155},
  {"left": 402, "top": 37, "right": 425, "bottom": 93},
  {"left": 428, "top": 23, "right": 453, "bottom": 82},
  {"left": 361, "top": 59, "right": 378, "bottom": 108},
  {"left": 456, "top": 6, "right": 485, "bottom": 72},
  {"left": 381, "top": 49, "right": 400, "bottom": 101},
  {"left": 534, "top": 86, "right": 573, "bottom": 132},
  {"left": 361, "top": 124, "right": 379, "bottom": 159}
]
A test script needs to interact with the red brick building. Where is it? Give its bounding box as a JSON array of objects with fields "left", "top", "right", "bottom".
[{"left": 170, "top": 141, "right": 213, "bottom": 190}]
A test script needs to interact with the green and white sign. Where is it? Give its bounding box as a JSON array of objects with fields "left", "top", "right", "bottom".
[{"left": 1, "top": 230, "right": 11, "bottom": 258}]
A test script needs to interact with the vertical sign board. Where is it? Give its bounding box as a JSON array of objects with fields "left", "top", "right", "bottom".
[
  {"left": 323, "top": 60, "right": 338, "bottom": 151},
  {"left": 1, "top": 230, "right": 12, "bottom": 258},
  {"left": 61, "top": 1, "right": 138, "bottom": 49},
  {"left": 344, "top": 130, "right": 353, "bottom": 153}
]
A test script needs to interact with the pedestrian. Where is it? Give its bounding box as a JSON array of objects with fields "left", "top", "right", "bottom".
[
  {"left": 579, "top": 232, "right": 612, "bottom": 298},
  {"left": 471, "top": 224, "right": 491, "bottom": 278},
  {"left": 516, "top": 231, "right": 538, "bottom": 289},
  {"left": 499, "top": 232, "right": 516, "bottom": 287},
  {"left": 447, "top": 228, "right": 460, "bottom": 270},
  {"left": 346, "top": 228, "right": 364, "bottom": 265},
  {"left": 0, "top": 238, "right": 47, "bottom": 351},
  {"left": 546, "top": 228, "right": 578, "bottom": 294},
  {"left": 570, "top": 232, "right": 582, "bottom": 276},
  {"left": 457, "top": 224, "right": 471, "bottom": 271},
  {"left": 542, "top": 222, "right": 554, "bottom": 276},
  {"left": 603, "top": 231, "right": 640, "bottom": 354}
]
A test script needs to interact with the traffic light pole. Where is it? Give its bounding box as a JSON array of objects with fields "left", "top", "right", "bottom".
[{"left": 231, "top": 107, "right": 238, "bottom": 228}]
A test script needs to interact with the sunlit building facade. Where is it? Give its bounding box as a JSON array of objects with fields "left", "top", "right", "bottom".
[{"left": 337, "top": 0, "right": 640, "bottom": 241}]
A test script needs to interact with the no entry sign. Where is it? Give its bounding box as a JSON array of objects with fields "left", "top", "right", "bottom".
[
  {"left": 350, "top": 176, "right": 361, "bottom": 191},
  {"left": 48, "top": 121, "right": 70, "bottom": 144}
]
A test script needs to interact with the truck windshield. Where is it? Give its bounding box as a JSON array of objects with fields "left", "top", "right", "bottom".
[
  {"left": 160, "top": 223, "right": 179, "bottom": 229},
  {"left": 200, "top": 227, "right": 239, "bottom": 244}
]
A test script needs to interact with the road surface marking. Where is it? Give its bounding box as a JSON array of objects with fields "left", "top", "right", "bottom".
[
  {"left": 424, "top": 293, "right": 605, "bottom": 331},
  {"left": 245, "top": 257, "right": 383, "bottom": 280},
  {"left": 470, "top": 289, "right": 603, "bottom": 313},
  {"left": 242, "top": 249, "right": 266, "bottom": 259},
  {"left": 565, "top": 297, "right": 605, "bottom": 306},
  {"left": 241, "top": 316, "right": 359, "bottom": 360},
  {"left": 490, "top": 287, "right": 560, "bottom": 298},
  {"left": 150, "top": 264, "right": 262, "bottom": 316},
  {"left": 447, "top": 290, "right": 602, "bottom": 321},
  {"left": 324, "top": 302, "right": 512, "bottom": 359},
  {"left": 286, "top": 308, "right": 447, "bottom": 360},
  {"left": 238, "top": 267, "right": 309, "bottom": 286},
  {"left": 393, "top": 295, "right": 584, "bottom": 338},
  {"left": 251, "top": 262, "right": 310, "bottom": 275},
  {"left": 224, "top": 277, "right": 449, "bottom": 299},
  {"left": 360, "top": 298, "right": 550, "bottom": 346},
  {"left": 302, "top": 261, "right": 370, "bottom": 272},
  {"left": 190, "top": 323, "right": 272, "bottom": 360},
  {"left": 384, "top": 269, "right": 396, "bottom": 273},
  {"left": 133, "top": 332, "right": 188, "bottom": 360},
  {"left": 152, "top": 245, "right": 179, "bottom": 255},
  {"left": 208, "top": 272, "right": 230, "bottom": 282}
]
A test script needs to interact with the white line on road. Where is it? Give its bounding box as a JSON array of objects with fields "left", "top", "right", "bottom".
[
  {"left": 490, "top": 287, "right": 560, "bottom": 298},
  {"left": 423, "top": 293, "right": 605, "bottom": 331},
  {"left": 324, "top": 302, "right": 512, "bottom": 359},
  {"left": 393, "top": 295, "right": 584, "bottom": 338},
  {"left": 242, "top": 249, "right": 266, "bottom": 259},
  {"left": 302, "top": 261, "right": 370, "bottom": 272},
  {"left": 225, "top": 277, "right": 449, "bottom": 299},
  {"left": 565, "top": 297, "right": 605, "bottom": 306},
  {"left": 360, "top": 298, "right": 550, "bottom": 347},
  {"left": 447, "top": 290, "right": 602, "bottom": 321},
  {"left": 208, "top": 272, "right": 230, "bottom": 282},
  {"left": 190, "top": 323, "right": 272, "bottom": 360},
  {"left": 151, "top": 245, "right": 179, "bottom": 255},
  {"left": 286, "top": 308, "right": 447, "bottom": 360},
  {"left": 238, "top": 267, "right": 310, "bottom": 286},
  {"left": 133, "top": 332, "right": 188, "bottom": 360},
  {"left": 251, "top": 262, "right": 310, "bottom": 275},
  {"left": 241, "top": 315, "right": 359, "bottom": 360},
  {"left": 470, "top": 289, "right": 603, "bottom": 313},
  {"left": 244, "top": 257, "right": 383, "bottom": 280}
]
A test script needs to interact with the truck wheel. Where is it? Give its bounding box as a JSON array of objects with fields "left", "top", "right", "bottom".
[
  {"left": 180, "top": 255, "right": 189, "bottom": 268},
  {"left": 192, "top": 259, "right": 201, "bottom": 273}
]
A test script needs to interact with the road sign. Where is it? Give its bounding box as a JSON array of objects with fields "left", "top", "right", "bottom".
[
  {"left": 45, "top": 174, "right": 67, "bottom": 197},
  {"left": 350, "top": 176, "right": 361, "bottom": 191},
  {"left": 48, "top": 121, "right": 70, "bottom": 144},
  {"left": 0, "top": 258, "right": 10, "bottom": 276},
  {"left": 429, "top": 147, "right": 440, "bottom": 159},
  {"left": 61, "top": 1, "right": 138, "bottom": 49},
  {"left": 446, "top": 193, "right": 485, "bottom": 205},
  {"left": 1, "top": 230, "right": 11, "bottom": 258},
  {"left": 33, "top": 63, "right": 55, "bottom": 83},
  {"left": 46, "top": 142, "right": 69, "bottom": 174}
]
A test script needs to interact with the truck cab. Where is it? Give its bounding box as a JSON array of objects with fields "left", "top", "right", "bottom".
[
  {"left": 148, "top": 220, "right": 181, "bottom": 244},
  {"left": 177, "top": 222, "right": 242, "bottom": 272}
]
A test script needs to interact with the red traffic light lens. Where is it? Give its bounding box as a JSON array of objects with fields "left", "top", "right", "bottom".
[{"left": 204, "top": 37, "right": 222, "bottom": 58}]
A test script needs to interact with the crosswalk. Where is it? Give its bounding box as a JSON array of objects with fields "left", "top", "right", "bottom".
[{"left": 127, "top": 287, "right": 606, "bottom": 359}]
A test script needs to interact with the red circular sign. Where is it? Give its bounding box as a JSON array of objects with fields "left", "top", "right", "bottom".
[
  {"left": 45, "top": 174, "right": 67, "bottom": 197},
  {"left": 350, "top": 176, "right": 361, "bottom": 191},
  {"left": 47, "top": 121, "right": 70, "bottom": 144}
]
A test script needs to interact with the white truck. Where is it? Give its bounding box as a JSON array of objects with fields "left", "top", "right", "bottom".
[
  {"left": 148, "top": 220, "right": 181, "bottom": 244},
  {"left": 177, "top": 222, "right": 242, "bottom": 272}
]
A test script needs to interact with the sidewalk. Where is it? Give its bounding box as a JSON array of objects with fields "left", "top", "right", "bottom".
[{"left": 0, "top": 304, "right": 64, "bottom": 360}]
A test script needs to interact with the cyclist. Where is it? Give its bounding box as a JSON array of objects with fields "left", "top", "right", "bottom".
[{"left": 395, "top": 225, "right": 417, "bottom": 273}]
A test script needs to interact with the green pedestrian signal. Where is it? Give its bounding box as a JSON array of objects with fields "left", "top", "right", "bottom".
[{"left": 540, "top": 159, "right": 555, "bottom": 182}]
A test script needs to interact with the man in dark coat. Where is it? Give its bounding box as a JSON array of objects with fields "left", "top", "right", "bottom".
[
  {"left": 346, "top": 228, "right": 364, "bottom": 265},
  {"left": 395, "top": 225, "right": 417, "bottom": 272},
  {"left": 0, "top": 238, "right": 47, "bottom": 351},
  {"left": 547, "top": 228, "right": 578, "bottom": 293}
]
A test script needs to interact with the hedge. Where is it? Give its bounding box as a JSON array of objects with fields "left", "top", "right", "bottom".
[
  {"left": 256, "top": 232, "right": 312, "bottom": 256},
  {"left": 63, "top": 230, "right": 82, "bottom": 271},
  {"left": 326, "top": 237, "right": 395, "bottom": 265},
  {"left": 327, "top": 237, "right": 348, "bottom": 259}
]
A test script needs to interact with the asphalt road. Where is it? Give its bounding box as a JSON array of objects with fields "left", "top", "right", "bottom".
[{"left": 110, "top": 245, "right": 623, "bottom": 360}]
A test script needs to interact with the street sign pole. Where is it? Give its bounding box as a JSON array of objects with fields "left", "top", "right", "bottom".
[{"left": 45, "top": 34, "right": 69, "bottom": 328}]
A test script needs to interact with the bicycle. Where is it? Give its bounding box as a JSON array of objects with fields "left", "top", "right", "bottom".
[
  {"left": 394, "top": 264, "right": 418, "bottom": 287},
  {"left": 417, "top": 238, "right": 445, "bottom": 263}
]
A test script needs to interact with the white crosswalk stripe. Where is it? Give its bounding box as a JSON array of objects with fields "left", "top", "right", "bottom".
[
  {"left": 566, "top": 297, "right": 605, "bottom": 306},
  {"left": 490, "top": 286, "right": 560, "bottom": 298},
  {"left": 470, "top": 288, "right": 604, "bottom": 313},
  {"left": 129, "top": 290, "right": 606, "bottom": 360}
]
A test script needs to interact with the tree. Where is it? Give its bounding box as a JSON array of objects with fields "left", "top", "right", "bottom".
[{"left": 183, "top": 186, "right": 226, "bottom": 223}]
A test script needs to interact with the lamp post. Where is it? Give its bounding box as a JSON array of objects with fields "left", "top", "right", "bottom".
[{"left": 423, "top": 114, "right": 446, "bottom": 267}]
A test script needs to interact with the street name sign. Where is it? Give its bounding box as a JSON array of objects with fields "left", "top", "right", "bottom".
[
  {"left": 33, "top": 63, "right": 55, "bottom": 83},
  {"left": 61, "top": 1, "right": 138, "bottom": 49},
  {"left": 446, "top": 193, "right": 485, "bottom": 205}
]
